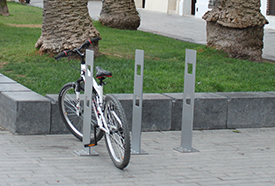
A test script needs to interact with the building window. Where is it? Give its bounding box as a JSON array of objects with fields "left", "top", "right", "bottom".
[
  {"left": 267, "top": 0, "right": 275, "bottom": 15},
  {"left": 208, "top": 0, "right": 215, "bottom": 8}
]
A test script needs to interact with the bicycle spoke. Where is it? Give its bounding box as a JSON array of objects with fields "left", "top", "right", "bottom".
[
  {"left": 64, "top": 97, "right": 78, "bottom": 110},
  {"left": 107, "top": 133, "right": 125, "bottom": 161},
  {"left": 109, "top": 133, "right": 125, "bottom": 151},
  {"left": 58, "top": 82, "right": 104, "bottom": 143}
]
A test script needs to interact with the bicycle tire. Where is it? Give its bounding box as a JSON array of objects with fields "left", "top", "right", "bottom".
[
  {"left": 104, "top": 94, "right": 131, "bottom": 169},
  {"left": 58, "top": 82, "right": 104, "bottom": 143}
]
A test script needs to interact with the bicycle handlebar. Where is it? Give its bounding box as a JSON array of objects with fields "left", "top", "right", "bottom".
[
  {"left": 55, "top": 37, "right": 101, "bottom": 61},
  {"left": 54, "top": 50, "right": 70, "bottom": 60}
]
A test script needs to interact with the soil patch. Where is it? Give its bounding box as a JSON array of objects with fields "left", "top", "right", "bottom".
[{"left": 7, "top": 24, "right": 42, "bottom": 28}]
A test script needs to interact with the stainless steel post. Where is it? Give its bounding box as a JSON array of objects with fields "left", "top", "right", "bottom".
[
  {"left": 74, "top": 49, "right": 98, "bottom": 156},
  {"left": 131, "top": 50, "right": 148, "bottom": 155},
  {"left": 174, "top": 49, "right": 199, "bottom": 153}
]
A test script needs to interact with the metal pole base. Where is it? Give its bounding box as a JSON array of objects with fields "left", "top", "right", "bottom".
[
  {"left": 74, "top": 147, "right": 99, "bottom": 156},
  {"left": 173, "top": 147, "right": 199, "bottom": 153},
  {"left": 131, "top": 148, "right": 148, "bottom": 155}
]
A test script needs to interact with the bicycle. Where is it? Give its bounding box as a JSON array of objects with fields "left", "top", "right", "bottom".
[{"left": 55, "top": 37, "right": 131, "bottom": 169}]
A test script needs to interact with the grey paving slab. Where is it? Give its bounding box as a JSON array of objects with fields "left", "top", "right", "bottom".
[
  {"left": 217, "top": 92, "right": 275, "bottom": 128},
  {"left": 163, "top": 92, "right": 228, "bottom": 130},
  {"left": 113, "top": 93, "right": 172, "bottom": 131},
  {"left": 0, "top": 83, "right": 31, "bottom": 92},
  {"left": 0, "top": 128, "right": 275, "bottom": 185},
  {"left": 45, "top": 94, "right": 71, "bottom": 134},
  {"left": 0, "top": 91, "right": 51, "bottom": 134},
  {"left": 0, "top": 75, "right": 17, "bottom": 84}
]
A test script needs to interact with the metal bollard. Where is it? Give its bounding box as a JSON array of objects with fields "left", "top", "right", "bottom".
[
  {"left": 74, "top": 49, "right": 99, "bottom": 156},
  {"left": 131, "top": 49, "right": 148, "bottom": 155},
  {"left": 174, "top": 49, "right": 199, "bottom": 153}
]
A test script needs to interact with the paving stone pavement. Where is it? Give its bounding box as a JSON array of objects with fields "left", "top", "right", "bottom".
[{"left": 1, "top": 128, "right": 275, "bottom": 186}]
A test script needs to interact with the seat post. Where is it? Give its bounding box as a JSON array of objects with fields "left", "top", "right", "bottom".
[{"left": 98, "top": 77, "right": 106, "bottom": 86}]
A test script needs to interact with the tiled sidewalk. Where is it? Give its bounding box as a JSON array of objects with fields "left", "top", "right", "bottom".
[{"left": 1, "top": 128, "right": 274, "bottom": 185}]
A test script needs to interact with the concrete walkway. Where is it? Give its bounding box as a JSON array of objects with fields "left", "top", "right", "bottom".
[
  {"left": 21, "top": 0, "right": 275, "bottom": 61},
  {"left": 1, "top": 128, "right": 275, "bottom": 185}
]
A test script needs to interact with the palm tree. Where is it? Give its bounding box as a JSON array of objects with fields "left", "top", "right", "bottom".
[
  {"left": 203, "top": 0, "right": 268, "bottom": 62},
  {"left": 0, "top": 0, "right": 9, "bottom": 16},
  {"left": 35, "top": 0, "right": 100, "bottom": 55},
  {"left": 100, "top": 0, "right": 140, "bottom": 30}
]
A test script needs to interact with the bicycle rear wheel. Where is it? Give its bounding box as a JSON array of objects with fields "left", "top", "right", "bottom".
[
  {"left": 104, "top": 95, "right": 131, "bottom": 169},
  {"left": 58, "top": 82, "right": 104, "bottom": 143}
]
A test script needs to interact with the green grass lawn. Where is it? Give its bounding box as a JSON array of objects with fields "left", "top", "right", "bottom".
[{"left": 1, "top": 2, "right": 275, "bottom": 95}]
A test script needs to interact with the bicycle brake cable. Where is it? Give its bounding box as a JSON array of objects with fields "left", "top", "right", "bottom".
[{"left": 67, "top": 56, "right": 81, "bottom": 72}]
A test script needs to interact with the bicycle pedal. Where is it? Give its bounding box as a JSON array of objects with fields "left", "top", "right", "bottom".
[{"left": 84, "top": 143, "right": 97, "bottom": 147}]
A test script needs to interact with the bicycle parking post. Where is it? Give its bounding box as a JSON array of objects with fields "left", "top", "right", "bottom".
[
  {"left": 74, "top": 49, "right": 99, "bottom": 156},
  {"left": 174, "top": 49, "right": 199, "bottom": 153},
  {"left": 131, "top": 49, "right": 148, "bottom": 155}
]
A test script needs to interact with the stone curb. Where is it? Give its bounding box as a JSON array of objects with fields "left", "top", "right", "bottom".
[
  {"left": 1, "top": 73, "right": 275, "bottom": 134},
  {"left": 0, "top": 74, "right": 51, "bottom": 134}
]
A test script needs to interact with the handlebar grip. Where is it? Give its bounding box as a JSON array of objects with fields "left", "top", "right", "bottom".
[
  {"left": 89, "top": 37, "right": 101, "bottom": 43},
  {"left": 54, "top": 50, "right": 69, "bottom": 60},
  {"left": 84, "top": 37, "right": 101, "bottom": 47}
]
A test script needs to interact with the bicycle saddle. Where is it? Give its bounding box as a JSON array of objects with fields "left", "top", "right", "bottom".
[{"left": 95, "top": 66, "right": 112, "bottom": 79}]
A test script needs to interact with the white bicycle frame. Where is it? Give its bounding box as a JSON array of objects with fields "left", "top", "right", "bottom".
[{"left": 75, "top": 64, "right": 111, "bottom": 135}]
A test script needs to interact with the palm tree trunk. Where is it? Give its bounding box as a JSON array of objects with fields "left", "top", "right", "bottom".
[
  {"left": 203, "top": 0, "right": 268, "bottom": 62},
  {"left": 100, "top": 0, "right": 140, "bottom": 30},
  {"left": 35, "top": 0, "right": 100, "bottom": 55},
  {"left": 0, "top": 0, "right": 9, "bottom": 16}
]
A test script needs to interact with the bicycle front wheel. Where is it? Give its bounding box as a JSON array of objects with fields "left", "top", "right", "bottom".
[
  {"left": 58, "top": 82, "right": 104, "bottom": 143},
  {"left": 104, "top": 94, "right": 131, "bottom": 169}
]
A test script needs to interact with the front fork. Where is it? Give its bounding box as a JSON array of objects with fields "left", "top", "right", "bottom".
[{"left": 75, "top": 78, "right": 82, "bottom": 117}]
